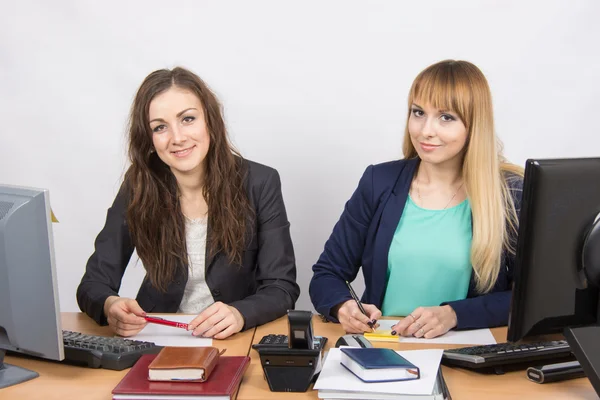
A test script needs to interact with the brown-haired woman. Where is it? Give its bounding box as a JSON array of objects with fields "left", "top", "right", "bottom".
[{"left": 77, "top": 67, "right": 300, "bottom": 339}]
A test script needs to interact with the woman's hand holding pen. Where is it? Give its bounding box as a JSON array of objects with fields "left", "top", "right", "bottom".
[
  {"left": 188, "top": 302, "right": 245, "bottom": 340},
  {"left": 334, "top": 300, "right": 382, "bottom": 334},
  {"left": 391, "top": 305, "right": 457, "bottom": 339},
  {"left": 103, "top": 296, "right": 147, "bottom": 337}
]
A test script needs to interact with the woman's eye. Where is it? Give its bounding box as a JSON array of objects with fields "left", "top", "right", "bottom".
[
  {"left": 152, "top": 124, "right": 166, "bottom": 133},
  {"left": 412, "top": 109, "right": 424, "bottom": 117},
  {"left": 182, "top": 116, "right": 195, "bottom": 123},
  {"left": 440, "top": 114, "right": 456, "bottom": 122}
]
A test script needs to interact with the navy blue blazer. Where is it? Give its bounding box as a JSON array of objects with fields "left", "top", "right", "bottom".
[{"left": 309, "top": 158, "right": 523, "bottom": 330}]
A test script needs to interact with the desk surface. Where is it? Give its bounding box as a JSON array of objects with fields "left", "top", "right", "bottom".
[
  {"left": 237, "top": 316, "right": 597, "bottom": 400},
  {"left": 3, "top": 313, "right": 597, "bottom": 400},
  {"left": 3, "top": 313, "right": 255, "bottom": 400}
]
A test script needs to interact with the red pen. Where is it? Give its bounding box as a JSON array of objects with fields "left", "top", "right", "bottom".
[{"left": 144, "top": 316, "right": 189, "bottom": 330}]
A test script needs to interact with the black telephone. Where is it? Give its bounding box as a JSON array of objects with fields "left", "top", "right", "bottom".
[
  {"left": 255, "top": 310, "right": 327, "bottom": 392},
  {"left": 288, "top": 310, "right": 315, "bottom": 349},
  {"left": 252, "top": 334, "right": 328, "bottom": 351}
]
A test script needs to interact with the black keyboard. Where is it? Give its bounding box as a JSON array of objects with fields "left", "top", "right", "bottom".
[
  {"left": 62, "top": 330, "right": 162, "bottom": 370},
  {"left": 252, "top": 334, "right": 328, "bottom": 351},
  {"left": 442, "top": 340, "right": 574, "bottom": 371}
]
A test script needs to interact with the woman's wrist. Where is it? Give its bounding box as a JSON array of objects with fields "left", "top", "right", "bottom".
[
  {"left": 442, "top": 304, "right": 458, "bottom": 328},
  {"left": 332, "top": 300, "right": 350, "bottom": 320},
  {"left": 103, "top": 295, "right": 120, "bottom": 317}
]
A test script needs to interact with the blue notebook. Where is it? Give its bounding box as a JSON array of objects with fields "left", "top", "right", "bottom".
[{"left": 340, "top": 348, "right": 420, "bottom": 383}]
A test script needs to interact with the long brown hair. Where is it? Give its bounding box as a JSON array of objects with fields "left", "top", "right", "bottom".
[
  {"left": 124, "top": 67, "right": 253, "bottom": 292},
  {"left": 402, "top": 60, "right": 523, "bottom": 293}
]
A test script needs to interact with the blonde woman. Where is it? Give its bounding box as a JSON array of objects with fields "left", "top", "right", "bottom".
[{"left": 309, "top": 60, "right": 523, "bottom": 339}]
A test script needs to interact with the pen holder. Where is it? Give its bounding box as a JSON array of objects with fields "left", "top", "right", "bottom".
[{"left": 257, "top": 347, "right": 321, "bottom": 392}]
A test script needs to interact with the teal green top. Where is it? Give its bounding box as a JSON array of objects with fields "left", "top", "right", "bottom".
[{"left": 381, "top": 196, "right": 473, "bottom": 316}]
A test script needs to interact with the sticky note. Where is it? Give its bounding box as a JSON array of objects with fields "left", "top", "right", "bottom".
[
  {"left": 364, "top": 329, "right": 398, "bottom": 342},
  {"left": 51, "top": 209, "right": 59, "bottom": 223}
]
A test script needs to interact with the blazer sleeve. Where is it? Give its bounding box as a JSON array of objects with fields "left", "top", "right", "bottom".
[
  {"left": 309, "top": 165, "right": 376, "bottom": 321},
  {"left": 229, "top": 169, "right": 300, "bottom": 329},
  {"left": 76, "top": 184, "right": 134, "bottom": 325},
  {"left": 445, "top": 291, "right": 512, "bottom": 330},
  {"left": 444, "top": 174, "right": 524, "bottom": 329}
]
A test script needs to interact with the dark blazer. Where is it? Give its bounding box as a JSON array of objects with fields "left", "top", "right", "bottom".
[
  {"left": 309, "top": 158, "right": 523, "bottom": 330},
  {"left": 77, "top": 160, "right": 300, "bottom": 330}
]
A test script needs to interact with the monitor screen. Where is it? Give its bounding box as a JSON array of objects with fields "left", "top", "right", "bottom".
[
  {"left": 0, "top": 185, "right": 64, "bottom": 388},
  {"left": 507, "top": 158, "right": 600, "bottom": 342}
]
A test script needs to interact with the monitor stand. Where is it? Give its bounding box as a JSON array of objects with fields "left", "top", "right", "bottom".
[
  {"left": 564, "top": 325, "right": 600, "bottom": 396},
  {"left": 0, "top": 349, "right": 39, "bottom": 389}
]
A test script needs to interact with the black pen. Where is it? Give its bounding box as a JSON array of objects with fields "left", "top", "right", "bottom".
[{"left": 345, "top": 280, "right": 376, "bottom": 332}]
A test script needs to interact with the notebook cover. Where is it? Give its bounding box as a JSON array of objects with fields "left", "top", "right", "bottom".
[
  {"left": 112, "top": 354, "right": 250, "bottom": 397},
  {"left": 148, "top": 347, "right": 220, "bottom": 382},
  {"left": 340, "top": 348, "right": 417, "bottom": 369}
]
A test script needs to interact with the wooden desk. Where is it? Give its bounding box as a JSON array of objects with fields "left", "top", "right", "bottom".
[
  {"left": 3, "top": 312, "right": 256, "bottom": 400},
  {"left": 3, "top": 314, "right": 597, "bottom": 399},
  {"left": 237, "top": 316, "right": 597, "bottom": 400}
]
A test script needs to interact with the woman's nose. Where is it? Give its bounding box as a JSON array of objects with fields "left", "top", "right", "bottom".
[
  {"left": 171, "top": 125, "right": 186, "bottom": 143},
  {"left": 421, "top": 117, "right": 435, "bottom": 138}
]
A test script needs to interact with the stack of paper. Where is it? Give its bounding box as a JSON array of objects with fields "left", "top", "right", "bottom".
[
  {"left": 364, "top": 320, "right": 496, "bottom": 345},
  {"left": 314, "top": 348, "right": 445, "bottom": 400},
  {"left": 130, "top": 314, "right": 213, "bottom": 347}
]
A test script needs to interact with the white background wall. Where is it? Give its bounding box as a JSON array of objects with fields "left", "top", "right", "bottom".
[{"left": 1, "top": 0, "right": 599, "bottom": 313}]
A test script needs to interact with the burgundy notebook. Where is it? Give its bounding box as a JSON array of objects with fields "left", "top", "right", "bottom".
[{"left": 112, "top": 354, "right": 250, "bottom": 400}]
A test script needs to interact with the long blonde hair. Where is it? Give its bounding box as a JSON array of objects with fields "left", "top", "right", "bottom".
[{"left": 402, "top": 60, "right": 523, "bottom": 293}]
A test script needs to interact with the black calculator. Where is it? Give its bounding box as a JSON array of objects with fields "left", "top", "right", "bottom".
[{"left": 252, "top": 334, "right": 327, "bottom": 350}]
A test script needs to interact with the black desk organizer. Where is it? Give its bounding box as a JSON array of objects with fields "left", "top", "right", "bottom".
[
  {"left": 258, "top": 346, "right": 322, "bottom": 392},
  {"left": 256, "top": 310, "right": 324, "bottom": 392}
]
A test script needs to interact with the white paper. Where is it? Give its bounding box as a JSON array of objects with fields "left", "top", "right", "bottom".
[
  {"left": 129, "top": 314, "right": 212, "bottom": 347},
  {"left": 318, "top": 373, "right": 444, "bottom": 400},
  {"left": 318, "top": 388, "right": 441, "bottom": 400},
  {"left": 314, "top": 348, "right": 443, "bottom": 395},
  {"left": 374, "top": 320, "right": 497, "bottom": 345}
]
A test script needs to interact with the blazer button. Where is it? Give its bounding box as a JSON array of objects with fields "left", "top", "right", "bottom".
[{"left": 211, "top": 289, "right": 221, "bottom": 297}]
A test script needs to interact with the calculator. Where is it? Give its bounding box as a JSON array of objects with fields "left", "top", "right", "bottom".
[{"left": 252, "top": 334, "right": 328, "bottom": 350}]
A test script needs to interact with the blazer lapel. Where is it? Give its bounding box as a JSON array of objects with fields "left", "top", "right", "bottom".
[{"left": 371, "top": 158, "right": 419, "bottom": 307}]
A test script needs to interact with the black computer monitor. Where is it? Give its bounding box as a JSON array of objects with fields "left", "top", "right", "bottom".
[
  {"left": 507, "top": 157, "right": 600, "bottom": 342},
  {"left": 0, "top": 185, "right": 64, "bottom": 388}
]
